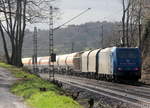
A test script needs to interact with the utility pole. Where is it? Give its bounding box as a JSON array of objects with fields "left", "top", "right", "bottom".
[
  {"left": 101, "top": 24, "right": 104, "bottom": 48},
  {"left": 98, "top": 23, "right": 104, "bottom": 48},
  {"left": 47, "top": 8, "right": 91, "bottom": 80},
  {"left": 98, "top": 22, "right": 101, "bottom": 48},
  {"left": 71, "top": 42, "right": 74, "bottom": 53},
  {"left": 49, "top": 6, "right": 56, "bottom": 80},
  {"left": 33, "top": 27, "right": 38, "bottom": 74}
]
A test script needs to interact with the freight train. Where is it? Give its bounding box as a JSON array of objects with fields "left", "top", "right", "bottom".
[{"left": 22, "top": 47, "right": 142, "bottom": 81}]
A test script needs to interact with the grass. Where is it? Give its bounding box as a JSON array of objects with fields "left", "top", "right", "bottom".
[{"left": 0, "top": 62, "right": 83, "bottom": 108}]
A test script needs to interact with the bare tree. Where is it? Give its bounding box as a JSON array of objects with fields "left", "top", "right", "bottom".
[
  {"left": 121, "top": 0, "right": 145, "bottom": 48},
  {"left": 121, "top": 0, "right": 131, "bottom": 47},
  {"left": 122, "top": 0, "right": 126, "bottom": 46},
  {"left": 0, "top": 0, "right": 57, "bottom": 67},
  {"left": 136, "top": 0, "right": 145, "bottom": 49},
  {"left": 141, "top": 20, "right": 150, "bottom": 59}
]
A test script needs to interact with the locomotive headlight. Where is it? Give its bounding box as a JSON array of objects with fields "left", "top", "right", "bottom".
[
  {"left": 118, "top": 68, "right": 122, "bottom": 71},
  {"left": 134, "top": 68, "right": 139, "bottom": 71}
]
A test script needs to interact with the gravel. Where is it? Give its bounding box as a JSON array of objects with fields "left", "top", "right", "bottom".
[{"left": 61, "top": 82, "right": 142, "bottom": 108}]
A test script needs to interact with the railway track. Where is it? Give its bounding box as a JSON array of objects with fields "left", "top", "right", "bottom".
[{"left": 39, "top": 74, "right": 150, "bottom": 108}]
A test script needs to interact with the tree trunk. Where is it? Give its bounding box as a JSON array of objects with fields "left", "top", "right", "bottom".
[
  {"left": 141, "top": 20, "right": 150, "bottom": 59},
  {"left": 0, "top": 21, "right": 10, "bottom": 64},
  {"left": 122, "top": 0, "right": 126, "bottom": 47},
  {"left": 126, "top": 8, "right": 130, "bottom": 47},
  {"left": 138, "top": 0, "right": 143, "bottom": 50}
]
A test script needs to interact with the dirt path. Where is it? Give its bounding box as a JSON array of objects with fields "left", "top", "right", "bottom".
[{"left": 0, "top": 68, "right": 28, "bottom": 108}]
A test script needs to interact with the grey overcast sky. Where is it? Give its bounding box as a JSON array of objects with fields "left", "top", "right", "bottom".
[
  {"left": 29, "top": 0, "right": 123, "bottom": 30},
  {"left": 59, "top": 0, "right": 122, "bottom": 24}
]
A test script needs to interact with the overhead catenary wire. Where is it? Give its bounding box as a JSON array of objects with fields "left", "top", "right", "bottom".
[{"left": 54, "top": 8, "right": 91, "bottom": 30}]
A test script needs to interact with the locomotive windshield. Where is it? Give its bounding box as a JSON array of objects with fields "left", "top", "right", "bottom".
[{"left": 117, "top": 50, "right": 139, "bottom": 59}]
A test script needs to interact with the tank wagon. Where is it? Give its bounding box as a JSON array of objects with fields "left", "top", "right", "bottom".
[{"left": 22, "top": 47, "right": 141, "bottom": 81}]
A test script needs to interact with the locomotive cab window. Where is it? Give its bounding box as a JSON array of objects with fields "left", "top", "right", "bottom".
[{"left": 117, "top": 50, "right": 138, "bottom": 59}]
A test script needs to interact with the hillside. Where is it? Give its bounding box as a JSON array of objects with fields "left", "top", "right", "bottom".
[{"left": 0, "top": 21, "right": 120, "bottom": 57}]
